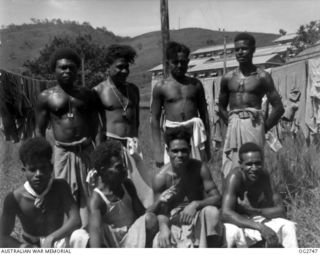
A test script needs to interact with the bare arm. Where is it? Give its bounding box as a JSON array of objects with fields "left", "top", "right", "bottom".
[
  {"left": 221, "top": 172, "right": 263, "bottom": 230},
  {"left": 262, "top": 72, "right": 284, "bottom": 132},
  {"left": 124, "top": 180, "right": 145, "bottom": 217},
  {"left": 218, "top": 75, "right": 230, "bottom": 125},
  {"left": 150, "top": 82, "right": 164, "bottom": 166},
  {"left": 179, "top": 162, "right": 221, "bottom": 225},
  {"left": 88, "top": 193, "right": 104, "bottom": 248},
  {"left": 134, "top": 84, "right": 140, "bottom": 137},
  {"left": 43, "top": 181, "right": 81, "bottom": 247},
  {"left": 193, "top": 163, "right": 221, "bottom": 209},
  {"left": 197, "top": 81, "right": 211, "bottom": 160},
  {"left": 238, "top": 175, "right": 285, "bottom": 219},
  {"left": 35, "top": 91, "right": 50, "bottom": 137},
  {"left": 92, "top": 88, "right": 106, "bottom": 146},
  {"left": 0, "top": 193, "right": 22, "bottom": 247}
]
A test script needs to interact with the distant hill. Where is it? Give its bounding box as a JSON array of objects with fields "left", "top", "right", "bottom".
[
  {"left": 0, "top": 22, "right": 279, "bottom": 100},
  {"left": 0, "top": 21, "right": 126, "bottom": 72}
]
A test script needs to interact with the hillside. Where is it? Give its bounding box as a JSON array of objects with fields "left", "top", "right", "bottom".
[
  {"left": 0, "top": 21, "right": 125, "bottom": 72},
  {"left": 0, "top": 22, "right": 279, "bottom": 99}
]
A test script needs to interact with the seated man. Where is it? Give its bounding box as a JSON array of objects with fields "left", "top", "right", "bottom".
[
  {"left": 222, "top": 142, "right": 298, "bottom": 248},
  {"left": 152, "top": 128, "right": 222, "bottom": 248},
  {"left": 71, "top": 140, "right": 158, "bottom": 248},
  {"left": 0, "top": 137, "right": 81, "bottom": 248}
]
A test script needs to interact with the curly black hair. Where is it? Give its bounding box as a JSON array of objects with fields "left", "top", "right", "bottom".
[
  {"left": 19, "top": 137, "right": 52, "bottom": 165},
  {"left": 105, "top": 44, "right": 137, "bottom": 67},
  {"left": 49, "top": 48, "right": 81, "bottom": 72},
  {"left": 234, "top": 32, "right": 256, "bottom": 47},
  {"left": 90, "top": 140, "right": 123, "bottom": 176},
  {"left": 239, "top": 142, "right": 263, "bottom": 161},
  {"left": 164, "top": 127, "right": 191, "bottom": 147},
  {"left": 166, "top": 41, "right": 190, "bottom": 60}
]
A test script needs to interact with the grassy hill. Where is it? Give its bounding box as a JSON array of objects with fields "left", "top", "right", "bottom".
[{"left": 0, "top": 21, "right": 279, "bottom": 100}]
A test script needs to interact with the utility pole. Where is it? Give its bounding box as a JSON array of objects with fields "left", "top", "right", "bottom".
[
  {"left": 223, "top": 35, "right": 227, "bottom": 75},
  {"left": 160, "top": 0, "right": 170, "bottom": 78},
  {"left": 81, "top": 53, "right": 85, "bottom": 87}
]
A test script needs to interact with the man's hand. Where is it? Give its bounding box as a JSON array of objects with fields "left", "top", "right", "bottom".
[
  {"left": 158, "top": 225, "right": 174, "bottom": 248},
  {"left": 180, "top": 201, "right": 198, "bottom": 225},
  {"left": 237, "top": 191, "right": 256, "bottom": 216},
  {"left": 42, "top": 235, "right": 55, "bottom": 248},
  {"left": 258, "top": 223, "right": 280, "bottom": 247}
]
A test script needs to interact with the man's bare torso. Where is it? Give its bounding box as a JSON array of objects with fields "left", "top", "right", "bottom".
[
  {"left": 12, "top": 180, "right": 67, "bottom": 237},
  {"left": 94, "top": 79, "right": 139, "bottom": 137},
  {"left": 41, "top": 86, "right": 93, "bottom": 142},
  {"left": 162, "top": 159, "right": 204, "bottom": 203},
  {"left": 159, "top": 77, "right": 201, "bottom": 122},
  {"left": 225, "top": 68, "right": 268, "bottom": 110},
  {"left": 233, "top": 169, "right": 274, "bottom": 213}
]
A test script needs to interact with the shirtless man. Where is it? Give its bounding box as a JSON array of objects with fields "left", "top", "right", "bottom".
[
  {"left": 222, "top": 142, "right": 298, "bottom": 248},
  {"left": 35, "top": 48, "right": 100, "bottom": 226},
  {"left": 71, "top": 140, "right": 158, "bottom": 248},
  {"left": 151, "top": 41, "right": 211, "bottom": 168},
  {"left": 218, "top": 32, "right": 284, "bottom": 177},
  {"left": 0, "top": 137, "right": 81, "bottom": 248},
  {"left": 93, "top": 44, "right": 153, "bottom": 207},
  {"left": 152, "top": 128, "right": 222, "bottom": 248}
]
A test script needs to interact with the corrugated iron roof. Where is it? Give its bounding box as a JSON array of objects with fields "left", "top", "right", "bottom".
[
  {"left": 190, "top": 43, "right": 234, "bottom": 55},
  {"left": 273, "top": 33, "right": 297, "bottom": 43},
  {"left": 149, "top": 57, "right": 211, "bottom": 72},
  {"left": 188, "top": 54, "right": 282, "bottom": 72}
]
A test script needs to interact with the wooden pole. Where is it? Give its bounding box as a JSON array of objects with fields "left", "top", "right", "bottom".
[
  {"left": 223, "top": 35, "right": 227, "bottom": 75},
  {"left": 81, "top": 54, "right": 85, "bottom": 87},
  {"left": 160, "top": 0, "right": 170, "bottom": 78}
]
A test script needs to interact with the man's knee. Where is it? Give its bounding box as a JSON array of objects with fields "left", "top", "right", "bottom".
[
  {"left": 201, "top": 206, "right": 220, "bottom": 222},
  {"left": 145, "top": 212, "right": 158, "bottom": 231},
  {"left": 69, "top": 229, "right": 89, "bottom": 248}
]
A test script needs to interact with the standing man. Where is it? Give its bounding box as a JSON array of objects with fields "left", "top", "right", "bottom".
[
  {"left": 222, "top": 142, "right": 298, "bottom": 248},
  {"left": 152, "top": 128, "right": 222, "bottom": 248},
  {"left": 218, "top": 32, "right": 284, "bottom": 177},
  {"left": 93, "top": 44, "right": 153, "bottom": 208},
  {"left": 151, "top": 41, "right": 211, "bottom": 168},
  {"left": 35, "top": 48, "right": 100, "bottom": 227}
]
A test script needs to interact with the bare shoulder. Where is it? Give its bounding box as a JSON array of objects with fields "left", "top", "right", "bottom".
[
  {"left": 38, "top": 86, "right": 60, "bottom": 99},
  {"left": 89, "top": 189, "right": 106, "bottom": 212},
  {"left": 224, "top": 70, "right": 235, "bottom": 80},
  {"left": 12, "top": 185, "right": 25, "bottom": 203},
  {"left": 153, "top": 163, "right": 172, "bottom": 192},
  {"left": 153, "top": 78, "right": 165, "bottom": 90},
  {"left": 93, "top": 80, "right": 108, "bottom": 94},
  {"left": 224, "top": 167, "right": 243, "bottom": 191}
]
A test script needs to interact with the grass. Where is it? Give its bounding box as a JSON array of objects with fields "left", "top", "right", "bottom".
[{"left": 0, "top": 109, "right": 319, "bottom": 247}]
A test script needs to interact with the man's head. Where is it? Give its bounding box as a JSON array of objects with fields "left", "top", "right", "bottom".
[
  {"left": 19, "top": 137, "right": 53, "bottom": 193},
  {"left": 91, "top": 140, "right": 127, "bottom": 187},
  {"left": 234, "top": 32, "right": 256, "bottom": 65},
  {"left": 238, "top": 142, "right": 264, "bottom": 183},
  {"left": 105, "top": 44, "right": 137, "bottom": 85},
  {"left": 166, "top": 41, "right": 190, "bottom": 79},
  {"left": 50, "top": 48, "right": 81, "bottom": 86},
  {"left": 165, "top": 127, "right": 191, "bottom": 169}
]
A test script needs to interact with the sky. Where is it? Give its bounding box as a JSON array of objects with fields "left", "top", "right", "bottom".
[{"left": 0, "top": 0, "right": 320, "bottom": 37}]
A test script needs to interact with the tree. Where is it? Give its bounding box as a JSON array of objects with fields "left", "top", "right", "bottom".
[
  {"left": 279, "top": 29, "right": 287, "bottom": 35},
  {"left": 292, "top": 20, "right": 320, "bottom": 55},
  {"left": 23, "top": 34, "right": 108, "bottom": 88}
]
